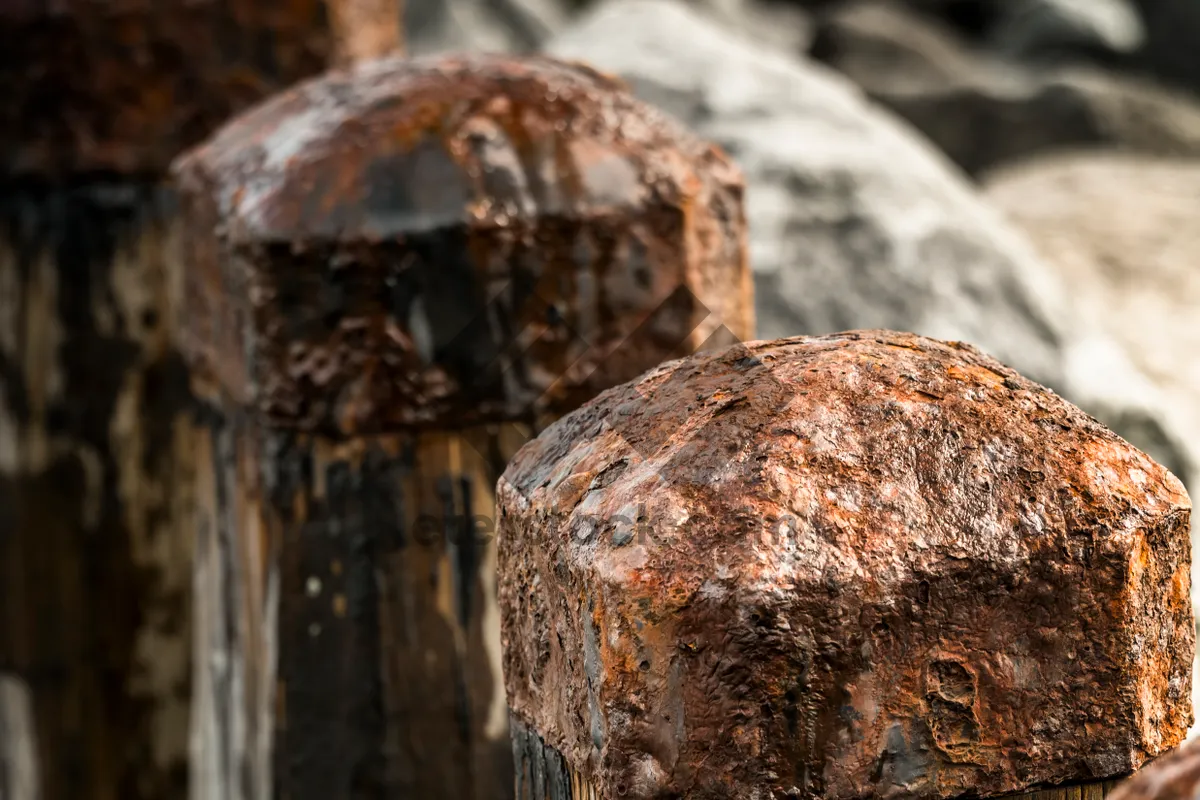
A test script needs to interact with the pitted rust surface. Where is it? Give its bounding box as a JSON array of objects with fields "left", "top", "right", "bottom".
[
  {"left": 0, "top": 0, "right": 337, "bottom": 178},
  {"left": 497, "top": 329, "right": 1194, "bottom": 800},
  {"left": 172, "top": 53, "right": 751, "bottom": 435},
  {"left": 1107, "top": 740, "right": 1200, "bottom": 800}
]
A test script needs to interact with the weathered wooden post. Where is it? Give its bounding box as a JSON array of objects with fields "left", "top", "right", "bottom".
[
  {"left": 498, "top": 330, "right": 1194, "bottom": 799},
  {"left": 172, "top": 53, "right": 752, "bottom": 800},
  {"left": 0, "top": 5, "right": 339, "bottom": 800}
]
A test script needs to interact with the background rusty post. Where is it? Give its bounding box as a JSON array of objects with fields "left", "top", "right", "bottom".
[
  {"left": 0, "top": 5, "right": 343, "bottom": 800},
  {"left": 497, "top": 330, "right": 1193, "bottom": 800},
  {"left": 172, "top": 53, "right": 751, "bottom": 800}
]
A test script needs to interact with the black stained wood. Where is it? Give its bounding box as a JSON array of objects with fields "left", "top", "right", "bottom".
[
  {"left": 510, "top": 715, "right": 577, "bottom": 800},
  {"left": 0, "top": 183, "right": 195, "bottom": 800},
  {"left": 191, "top": 411, "right": 528, "bottom": 800}
]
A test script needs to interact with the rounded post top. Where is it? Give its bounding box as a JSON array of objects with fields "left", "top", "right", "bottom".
[
  {"left": 173, "top": 53, "right": 742, "bottom": 244},
  {"left": 498, "top": 329, "right": 1192, "bottom": 800},
  {"left": 502, "top": 329, "right": 1189, "bottom": 547},
  {"left": 173, "top": 53, "right": 751, "bottom": 435}
]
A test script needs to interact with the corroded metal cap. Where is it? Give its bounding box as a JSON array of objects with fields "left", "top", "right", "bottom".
[
  {"left": 173, "top": 53, "right": 750, "bottom": 434},
  {"left": 0, "top": 0, "right": 336, "bottom": 177},
  {"left": 497, "top": 330, "right": 1193, "bottom": 799}
]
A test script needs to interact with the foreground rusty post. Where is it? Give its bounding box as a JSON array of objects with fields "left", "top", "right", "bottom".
[
  {"left": 172, "top": 53, "right": 751, "bottom": 800},
  {"left": 0, "top": 5, "right": 338, "bottom": 800},
  {"left": 498, "top": 330, "right": 1193, "bottom": 800}
]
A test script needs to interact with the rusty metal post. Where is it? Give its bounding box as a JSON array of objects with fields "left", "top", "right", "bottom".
[
  {"left": 497, "top": 330, "right": 1193, "bottom": 800},
  {"left": 0, "top": 5, "right": 344, "bottom": 800},
  {"left": 172, "top": 53, "right": 751, "bottom": 800}
]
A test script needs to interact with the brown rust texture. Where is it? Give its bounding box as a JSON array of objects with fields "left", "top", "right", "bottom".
[
  {"left": 1106, "top": 739, "right": 1200, "bottom": 800},
  {"left": 175, "top": 51, "right": 751, "bottom": 800},
  {"left": 498, "top": 330, "right": 1194, "bottom": 800},
  {"left": 172, "top": 52, "right": 752, "bottom": 435},
  {"left": 0, "top": 0, "right": 336, "bottom": 178}
]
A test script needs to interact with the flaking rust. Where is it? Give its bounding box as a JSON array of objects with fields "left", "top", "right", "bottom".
[
  {"left": 498, "top": 330, "right": 1194, "bottom": 800},
  {"left": 173, "top": 52, "right": 751, "bottom": 799}
]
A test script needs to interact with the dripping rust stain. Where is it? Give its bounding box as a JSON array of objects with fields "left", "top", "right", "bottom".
[
  {"left": 510, "top": 712, "right": 576, "bottom": 800},
  {"left": 498, "top": 330, "right": 1193, "bottom": 800},
  {"left": 253, "top": 428, "right": 517, "bottom": 799},
  {"left": 268, "top": 433, "right": 388, "bottom": 800}
]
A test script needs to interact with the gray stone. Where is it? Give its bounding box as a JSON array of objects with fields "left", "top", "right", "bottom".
[
  {"left": 812, "top": 0, "right": 1200, "bottom": 176},
  {"left": 405, "top": 0, "right": 570, "bottom": 55},
  {"left": 984, "top": 152, "right": 1200, "bottom": 494},
  {"left": 808, "top": 0, "right": 1144, "bottom": 59},
  {"left": 547, "top": 0, "right": 1194, "bottom": 488},
  {"left": 693, "top": 0, "right": 813, "bottom": 55},
  {"left": 404, "top": 0, "right": 809, "bottom": 58},
  {"left": 989, "top": 0, "right": 1145, "bottom": 58}
]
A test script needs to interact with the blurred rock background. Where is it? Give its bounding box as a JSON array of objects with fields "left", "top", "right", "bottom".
[
  {"left": 409, "top": 0, "right": 1200, "bottom": 484},
  {"left": 412, "top": 0, "right": 1200, "bottom": 726}
]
